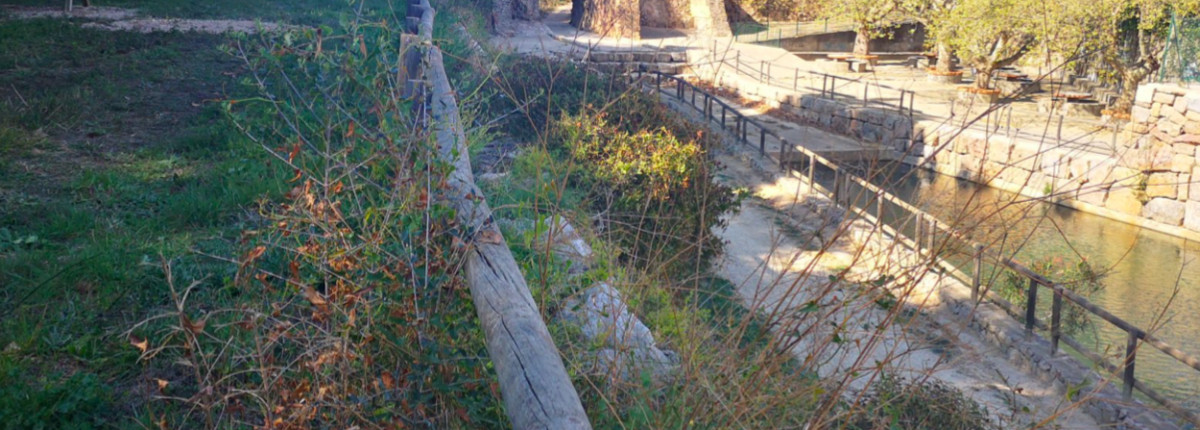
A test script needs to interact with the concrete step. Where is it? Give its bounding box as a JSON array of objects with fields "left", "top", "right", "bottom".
[
  {"left": 568, "top": 51, "right": 687, "bottom": 64},
  {"left": 584, "top": 61, "right": 688, "bottom": 75}
]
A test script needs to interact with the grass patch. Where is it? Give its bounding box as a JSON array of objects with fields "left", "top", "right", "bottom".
[
  {"left": 0, "top": 16, "right": 285, "bottom": 427},
  {"left": 2, "top": 0, "right": 405, "bottom": 25}
]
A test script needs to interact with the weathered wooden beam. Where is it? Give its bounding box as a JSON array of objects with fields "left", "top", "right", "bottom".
[{"left": 425, "top": 46, "right": 592, "bottom": 430}]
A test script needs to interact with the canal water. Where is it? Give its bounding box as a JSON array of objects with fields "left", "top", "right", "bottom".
[{"left": 817, "top": 162, "right": 1200, "bottom": 412}]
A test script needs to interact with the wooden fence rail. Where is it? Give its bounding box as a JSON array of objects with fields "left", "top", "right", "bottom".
[{"left": 410, "top": 1, "right": 591, "bottom": 428}]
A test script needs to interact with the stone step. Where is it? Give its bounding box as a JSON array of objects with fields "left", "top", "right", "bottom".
[
  {"left": 584, "top": 61, "right": 688, "bottom": 75},
  {"left": 569, "top": 51, "right": 687, "bottom": 64}
]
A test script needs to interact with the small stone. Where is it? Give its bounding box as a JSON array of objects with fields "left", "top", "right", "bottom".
[
  {"left": 1171, "top": 154, "right": 1195, "bottom": 172},
  {"left": 1160, "top": 120, "right": 1184, "bottom": 136},
  {"left": 1150, "top": 102, "right": 1163, "bottom": 118}
]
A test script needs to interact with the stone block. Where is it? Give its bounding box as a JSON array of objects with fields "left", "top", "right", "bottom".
[
  {"left": 1185, "top": 122, "right": 1200, "bottom": 135},
  {"left": 1188, "top": 110, "right": 1200, "bottom": 122},
  {"left": 1151, "top": 102, "right": 1163, "bottom": 118},
  {"left": 1143, "top": 198, "right": 1186, "bottom": 226},
  {"left": 1175, "top": 97, "right": 1191, "bottom": 113},
  {"left": 1160, "top": 120, "right": 1184, "bottom": 136},
  {"left": 859, "top": 122, "right": 884, "bottom": 142},
  {"left": 1172, "top": 142, "right": 1196, "bottom": 155},
  {"left": 1106, "top": 186, "right": 1145, "bottom": 216},
  {"left": 1192, "top": 167, "right": 1200, "bottom": 201},
  {"left": 1136, "top": 85, "right": 1157, "bottom": 105},
  {"left": 1146, "top": 172, "right": 1179, "bottom": 198},
  {"left": 1186, "top": 201, "right": 1200, "bottom": 232},
  {"left": 1153, "top": 91, "right": 1178, "bottom": 106},
  {"left": 1077, "top": 185, "right": 1107, "bottom": 206},
  {"left": 1166, "top": 108, "right": 1190, "bottom": 126},
  {"left": 1131, "top": 105, "right": 1152, "bottom": 123},
  {"left": 1189, "top": 96, "right": 1200, "bottom": 113},
  {"left": 1171, "top": 154, "right": 1195, "bottom": 172}
]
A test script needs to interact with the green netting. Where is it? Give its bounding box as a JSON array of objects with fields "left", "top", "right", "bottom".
[{"left": 1159, "top": 12, "right": 1200, "bottom": 83}]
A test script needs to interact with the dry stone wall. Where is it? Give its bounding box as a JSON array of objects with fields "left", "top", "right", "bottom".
[
  {"left": 784, "top": 94, "right": 914, "bottom": 153},
  {"left": 916, "top": 83, "right": 1200, "bottom": 240}
]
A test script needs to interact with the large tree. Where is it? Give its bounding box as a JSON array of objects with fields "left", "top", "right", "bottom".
[
  {"left": 941, "top": 0, "right": 1040, "bottom": 89},
  {"left": 573, "top": 0, "right": 641, "bottom": 39},
  {"left": 904, "top": 0, "right": 959, "bottom": 71},
  {"left": 820, "top": 0, "right": 902, "bottom": 56},
  {"left": 1089, "top": 0, "right": 1200, "bottom": 111}
]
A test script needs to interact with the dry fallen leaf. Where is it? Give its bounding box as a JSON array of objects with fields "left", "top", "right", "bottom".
[
  {"left": 241, "top": 246, "right": 267, "bottom": 266},
  {"left": 129, "top": 335, "right": 149, "bottom": 353},
  {"left": 302, "top": 286, "right": 328, "bottom": 307},
  {"left": 155, "top": 378, "right": 170, "bottom": 392}
]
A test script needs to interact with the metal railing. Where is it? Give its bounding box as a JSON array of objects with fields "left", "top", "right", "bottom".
[
  {"left": 731, "top": 19, "right": 856, "bottom": 44},
  {"left": 710, "top": 47, "right": 917, "bottom": 117},
  {"left": 640, "top": 71, "right": 1200, "bottom": 427},
  {"left": 705, "top": 46, "right": 1056, "bottom": 150}
]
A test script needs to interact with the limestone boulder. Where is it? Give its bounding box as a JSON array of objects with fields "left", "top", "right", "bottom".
[{"left": 1143, "top": 198, "right": 1185, "bottom": 226}]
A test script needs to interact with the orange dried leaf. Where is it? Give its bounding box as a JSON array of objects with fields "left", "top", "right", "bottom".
[
  {"left": 241, "top": 246, "right": 267, "bottom": 266},
  {"left": 129, "top": 335, "right": 149, "bottom": 353},
  {"left": 155, "top": 378, "right": 169, "bottom": 392},
  {"left": 302, "top": 286, "right": 328, "bottom": 307}
]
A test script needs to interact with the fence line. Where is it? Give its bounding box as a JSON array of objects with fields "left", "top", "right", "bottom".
[
  {"left": 640, "top": 71, "right": 1200, "bottom": 427},
  {"left": 408, "top": 1, "right": 591, "bottom": 428}
]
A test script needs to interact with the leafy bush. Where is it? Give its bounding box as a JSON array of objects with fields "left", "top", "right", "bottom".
[
  {"left": 997, "top": 257, "right": 1104, "bottom": 336},
  {"left": 841, "top": 374, "right": 997, "bottom": 430}
]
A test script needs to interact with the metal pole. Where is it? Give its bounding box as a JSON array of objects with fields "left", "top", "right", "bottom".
[
  {"left": 1025, "top": 277, "right": 1038, "bottom": 334},
  {"left": 807, "top": 153, "right": 815, "bottom": 186},
  {"left": 1124, "top": 332, "right": 1138, "bottom": 399},
  {"left": 759, "top": 126, "right": 766, "bottom": 155},
  {"left": 721, "top": 104, "right": 726, "bottom": 126},
  {"left": 1052, "top": 287, "right": 1063, "bottom": 355},
  {"left": 780, "top": 139, "right": 789, "bottom": 169},
  {"left": 915, "top": 214, "right": 924, "bottom": 253},
  {"left": 972, "top": 244, "right": 983, "bottom": 302},
  {"left": 863, "top": 83, "right": 869, "bottom": 106},
  {"left": 794, "top": 68, "right": 800, "bottom": 91},
  {"left": 875, "top": 194, "right": 884, "bottom": 227}
]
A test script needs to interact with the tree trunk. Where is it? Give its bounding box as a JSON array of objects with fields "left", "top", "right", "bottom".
[
  {"left": 936, "top": 41, "right": 953, "bottom": 72},
  {"left": 493, "top": 0, "right": 516, "bottom": 35},
  {"left": 1115, "top": 65, "right": 1152, "bottom": 113},
  {"left": 853, "top": 25, "right": 871, "bottom": 56},
  {"left": 515, "top": 0, "right": 540, "bottom": 20},
  {"left": 974, "top": 63, "right": 993, "bottom": 89},
  {"left": 577, "top": 0, "right": 641, "bottom": 39}
]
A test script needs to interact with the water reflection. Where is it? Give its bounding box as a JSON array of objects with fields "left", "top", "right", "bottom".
[{"left": 831, "top": 162, "right": 1200, "bottom": 408}]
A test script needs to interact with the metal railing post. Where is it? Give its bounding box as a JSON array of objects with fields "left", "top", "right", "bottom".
[
  {"left": 780, "top": 139, "right": 789, "bottom": 169},
  {"left": 1025, "top": 277, "right": 1038, "bottom": 334},
  {"left": 972, "top": 244, "right": 983, "bottom": 302},
  {"left": 1051, "top": 287, "right": 1063, "bottom": 355},
  {"left": 863, "top": 83, "right": 869, "bottom": 106},
  {"left": 875, "top": 194, "right": 884, "bottom": 227},
  {"left": 794, "top": 69, "right": 799, "bottom": 91},
  {"left": 1124, "top": 332, "right": 1138, "bottom": 399},
  {"left": 759, "top": 126, "right": 766, "bottom": 155},
  {"left": 807, "top": 153, "right": 816, "bottom": 186}
]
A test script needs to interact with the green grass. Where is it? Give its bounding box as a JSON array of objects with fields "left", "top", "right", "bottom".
[
  {"left": 0, "top": 18, "right": 285, "bottom": 426},
  {"left": 1, "top": 0, "right": 405, "bottom": 25}
]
